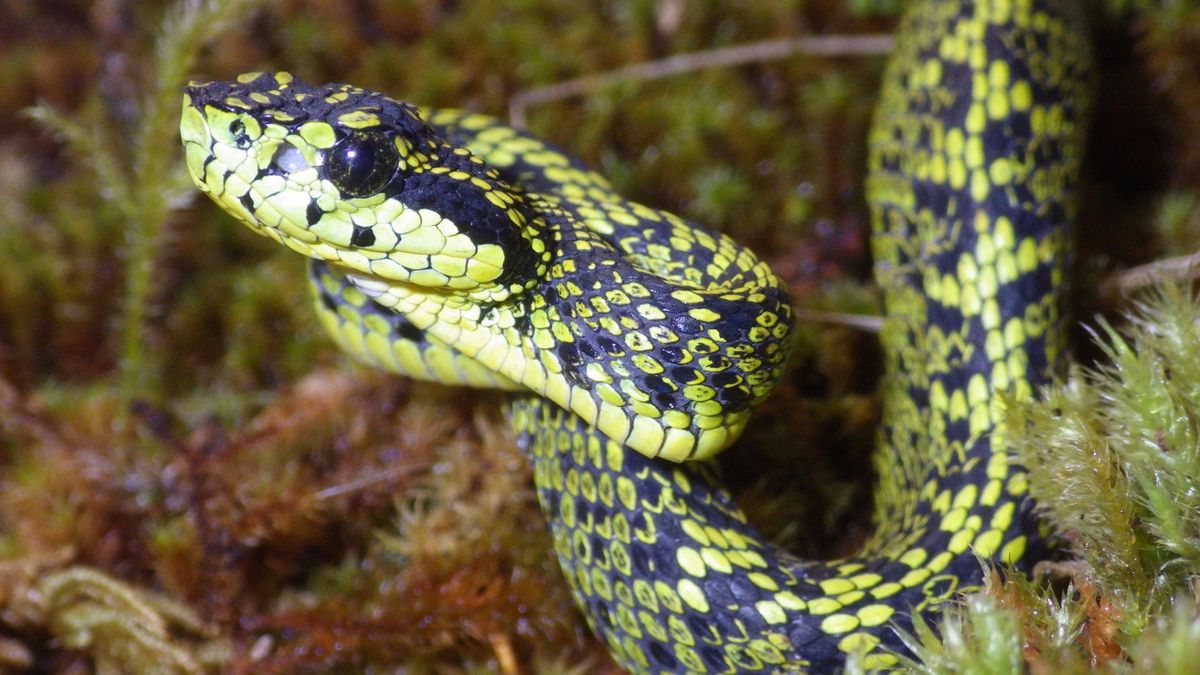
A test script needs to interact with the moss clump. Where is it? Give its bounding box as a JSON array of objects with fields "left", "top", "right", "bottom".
[
  {"left": 2, "top": 0, "right": 1200, "bottom": 672},
  {"left": 890, "top": 286, "right": 1200, "bottom": 673}
]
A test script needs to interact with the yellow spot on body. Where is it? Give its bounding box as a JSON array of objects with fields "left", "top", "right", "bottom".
[
  {"left": 974, "top": 529, "right": 1003, "bottom": 556},
  {"left": 755, "top": 600, "right": 788, "bottom": 625},
  {"left": 747, "top": 573, "right": 779, "bottom": 591},
  {"left": 864, "top": 653, "right": 900, "bottom": 669},
  {"left": 839, "top": 631, "right": 881, "bottom": 656},
  {"left": 941, "top": 507, "right": 968, "bottom": 533},
  {"left": 677, "top": 579, "right": 709, "bottom": 613},
  {"left": 680, "top": 520, "right": 709, "bottom": 546},
  {"left": 837, "top": 590, "right": 864, "bottom": 606},
  {"left": 776, "top": 591, "right": 806, "bottom": 611},
  {"left": 655, "top": 580, "right": 682, "bottom": 614},
  {"left": 900, "top": 568, "right": 932, "bottom": 588},
  {"left": 849, "top": 573, "right": 882, "bottom": 589},
  {"left": 927, "top": 551, "right": 954, "bottom": 573},
  {"left": 820, "top": 614, "right": 860, "bottom": 635},
  {"left": 856, "top": 604, "right": 894, "bottom": 627},
  {"left": 700, "top": 548, "right": 732, "bottom": 574},
  {"left": 1011, "top": 80, "right": 1033, "bottom": 111},
  {"left": 671, "top": 289, "right": 704, "bottom": 304},
  {"left": 870, "top": 582, "right": 903, "bottom": 599},
  {"left": 987, "top": 88, "right": 1010, "bottom": 119},
  {"left": 1001, "top": 536, "right": 1027, "bottom": 564},
  {"left": 948, "top": 528, "right": 976, "bottom": 554},
  {"left": 819, "top": 578, "right": 855, "bottom": 596},
  {"left": 676, "top": 547, "right": 706, "bottom": 577},
  {"left": 992, "top": 502, "right": 1016, "bottom": 530},
  {"left": 990, "top": 158, "right": 1013, "bottom": 185},
  {"left": 899, "top": 548, "right": 927, "bottom": 568},
  {"left": 807, "top": 598, "right": 841, "bottom": 615},
  {"left": 970, "top": 169, "right": 990, "bottom": 201}
]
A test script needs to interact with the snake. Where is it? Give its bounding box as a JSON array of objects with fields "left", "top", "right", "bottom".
[{"left": 179, "top": 0, "right": 1089, "bottom": 671}]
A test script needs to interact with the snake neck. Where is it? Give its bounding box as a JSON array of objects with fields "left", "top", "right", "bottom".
[{"left": 352, "top": 199, "right": 794, "bottom": 461}]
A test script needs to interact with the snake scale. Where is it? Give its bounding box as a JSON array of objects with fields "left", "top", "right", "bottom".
[{"left": 180, "top": 0, "right": 1089, "bottom": 671}]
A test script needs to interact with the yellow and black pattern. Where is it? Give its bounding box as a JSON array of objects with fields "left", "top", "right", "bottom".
[
  {"left": 181, "top": 72, "right": 793, "bottom": 462},
  {"left": 180, "top": 0, "right": 1089, "bottom": 671}
]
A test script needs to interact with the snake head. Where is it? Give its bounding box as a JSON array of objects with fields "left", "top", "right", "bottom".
[{"left": 181, "top": 72, "right": 548, "bottom": 299}]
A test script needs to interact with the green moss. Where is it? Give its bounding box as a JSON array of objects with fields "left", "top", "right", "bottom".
[
  {"left": 1, "top": 0, "right": 1199, "bottom": 672},
  {"left": 895, "top": 286, "right": 1200, "bottom": 672}
]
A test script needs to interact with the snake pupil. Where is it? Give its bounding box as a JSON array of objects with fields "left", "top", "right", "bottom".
[{"left": 326, "top": 131, "right": 399, "bottom": 198}]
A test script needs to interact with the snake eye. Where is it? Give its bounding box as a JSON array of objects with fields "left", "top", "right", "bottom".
[{"left": 326, "top": 131, "right": 399, "bottom": 198}]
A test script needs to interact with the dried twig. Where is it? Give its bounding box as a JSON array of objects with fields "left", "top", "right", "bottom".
[
  {"left": 792, "top": 307, "right": 883, "bottom": 333},
  {"left": 313, "top": 462, "right": 431, "bottom": 501},
  {"left": 1110, "top": 251, "right": 1200, "bottom": 295},
  {"left": 509, "top": 34, "right": 894, "bottom": 125}
]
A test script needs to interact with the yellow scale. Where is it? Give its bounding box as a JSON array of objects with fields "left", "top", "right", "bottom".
[{"left": 181, "top": 0, "right": 1090, "bottom": 670}]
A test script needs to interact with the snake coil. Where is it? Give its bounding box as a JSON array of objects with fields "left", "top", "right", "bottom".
[{"left": 181, "top": 0, "right": 1089, "bottom": 671}]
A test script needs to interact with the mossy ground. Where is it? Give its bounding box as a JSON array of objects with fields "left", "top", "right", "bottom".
[{"left": 1, "top": 1, "right": 1199, "bottom": 672}]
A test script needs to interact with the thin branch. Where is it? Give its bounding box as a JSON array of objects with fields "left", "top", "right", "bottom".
[
  {"left": 509, "top": 33, "right": 894, "bottom": 125},
  {"left": 793, "top": 307, "right": 883, "bottom": 333},
  {"left": 1110, "top": 251, "right": 1200, "bottom": 295},
  {"left": 313, "top": 462, "right": 431, "bottom": 501}
]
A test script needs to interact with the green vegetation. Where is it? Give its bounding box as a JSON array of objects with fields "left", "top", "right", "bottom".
[{"left": 1, "top": 0, "right": 1199, "bottom": 672}]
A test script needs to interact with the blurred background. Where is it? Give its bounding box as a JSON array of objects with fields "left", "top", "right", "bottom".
[{"left": 0, "top": 1, "right": 1198, "bottom": 672}]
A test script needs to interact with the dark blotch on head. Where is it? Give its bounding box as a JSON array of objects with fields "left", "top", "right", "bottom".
[
  {"left": 306, "top": 202, "right": 323, "bottom": 225},
  {"left": 239, "top": 193, "right": 254, "bottom": 213},
  {"left": 350, "top": 225, "right": 376, "bottom": 247}
]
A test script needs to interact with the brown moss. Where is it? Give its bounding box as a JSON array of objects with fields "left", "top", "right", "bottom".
[{"left": 2, "top": 0, "right": 1200, "bottom": 672}]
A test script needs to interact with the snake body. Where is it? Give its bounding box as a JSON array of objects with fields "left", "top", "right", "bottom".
[{"left": 181, "top": 0, "right": 1089, "bottom": 671}]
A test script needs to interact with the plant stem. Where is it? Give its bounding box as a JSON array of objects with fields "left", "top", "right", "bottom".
[{"left": 117, "top": 0, "right": 264, "bottom": 415}]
